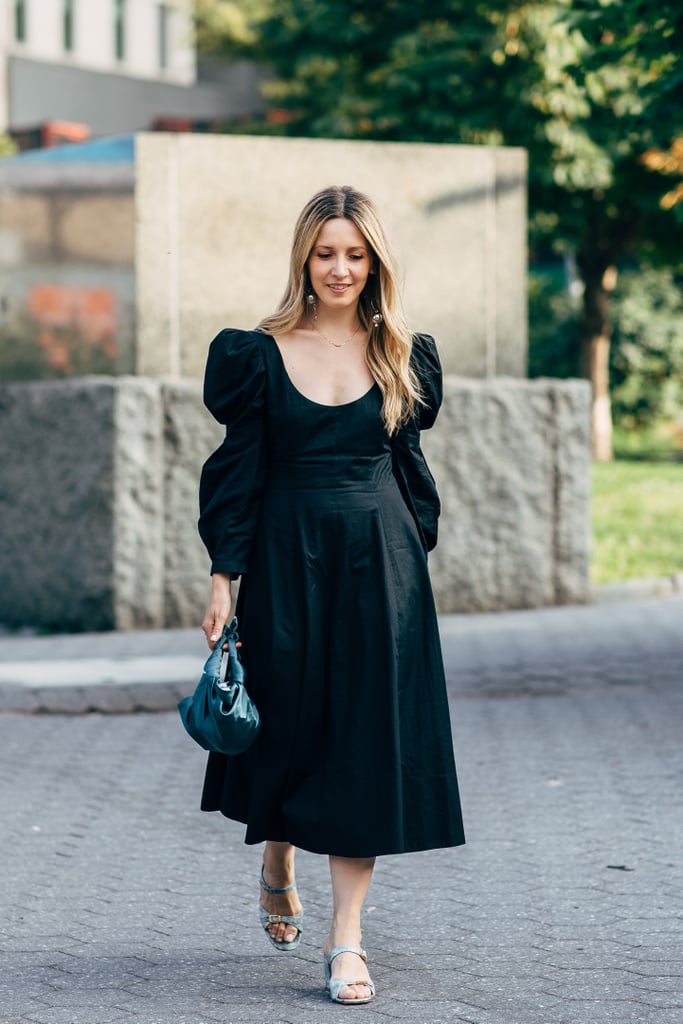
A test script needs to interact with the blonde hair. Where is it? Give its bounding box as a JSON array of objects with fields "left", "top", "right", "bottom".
[{"left": 257, "top": 185, "right": 423, "bottom": 435}]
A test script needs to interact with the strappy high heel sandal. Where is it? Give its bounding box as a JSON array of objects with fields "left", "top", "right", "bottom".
[
  {"left": 324, "top": 945, "right": 376, "bottom": 1005},
  {"left": 258, "top": 866, "right": 304, "bottom": 952}
]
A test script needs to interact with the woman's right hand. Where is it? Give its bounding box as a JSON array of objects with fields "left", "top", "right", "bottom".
[{"left": 201, "top": 573, "right": 234, "bottom": 648}]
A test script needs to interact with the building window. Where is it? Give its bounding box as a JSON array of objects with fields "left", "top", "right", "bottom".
[
  {"left": 114, "top": 0, "right": 126, "bottom": 61},
  {"left": 63, "top": 0, "right": 75, "bottom": 52},
  {"left": 14, "top": 0, "right": 27, "bottom": 43},
  {"left": 158, "top": 4, "right": 169, "bottom": 70}
]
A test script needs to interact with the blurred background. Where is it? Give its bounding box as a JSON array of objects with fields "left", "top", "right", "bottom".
[{"left": 0, "top": 0, "right": 681, "bottom": 602}]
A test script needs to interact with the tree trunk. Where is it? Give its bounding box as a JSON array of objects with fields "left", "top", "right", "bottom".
[{"left": 578, "top": 261, "right": 617, "bottom": 462}]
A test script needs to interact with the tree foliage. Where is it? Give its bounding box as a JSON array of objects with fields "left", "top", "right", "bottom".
[
  {"left": 200, "top": 4, "right": 679, "bottom": 204},
  {"left": 530, "top": 265, "right": 683, "bottom": 430},
  {"left": 528, "top": 269, "right": 581, "bottom": 380},
  {"left": 610, "top": 267, "right": 683, "bottom": 429},
  {"left": 196, "top": 0, "right": 682, "bottom": 263}
]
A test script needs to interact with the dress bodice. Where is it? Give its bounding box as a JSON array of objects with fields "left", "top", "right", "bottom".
[
  {"left": 259, "top": 335, "right": 392, "bottom": 466},
  {"left": 198, "top": 328, "right": 443, "bottom": 576}
]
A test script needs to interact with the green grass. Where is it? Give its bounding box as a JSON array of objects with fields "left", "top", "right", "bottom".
[
  {"left": 612, "top": 422, "right": 683, "bottom": 461},
  {"left": 591, "top": 460, "right": 683, "bottom": 584}
]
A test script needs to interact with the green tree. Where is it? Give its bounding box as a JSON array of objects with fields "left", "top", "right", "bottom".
[
  {"left": 195, "top": 0, "right": 683, "bottom": 458},
  {"left": 610, "top": 267, "right": 683, "bottom": 430}
]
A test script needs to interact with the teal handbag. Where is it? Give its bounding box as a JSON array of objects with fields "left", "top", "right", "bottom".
[{"left": 177, "top": 617, "right": 261, "bottom": 755}]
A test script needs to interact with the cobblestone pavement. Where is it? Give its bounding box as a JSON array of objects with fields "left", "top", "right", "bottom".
[{"left": 1, "top": 597, "right": 681, "bottom": 1024}]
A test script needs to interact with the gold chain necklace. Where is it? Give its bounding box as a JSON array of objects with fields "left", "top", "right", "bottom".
[{"left": 313, "top": 322, "right": 362, "bottom": 349}]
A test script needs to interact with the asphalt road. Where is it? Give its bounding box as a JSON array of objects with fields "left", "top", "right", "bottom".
[{"left": 1, "top": 596, "right": 682, "bottom": 1024}]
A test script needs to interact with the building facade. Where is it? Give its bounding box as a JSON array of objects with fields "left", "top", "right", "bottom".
[{"left": 0, "top": 0, "right": 262, "bottom": 136}]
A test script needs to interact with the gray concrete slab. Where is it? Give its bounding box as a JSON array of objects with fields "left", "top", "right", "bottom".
[
  {"left": 0, "top": 627, "right": 205, "bottom": 712},
  {"left": 1, "top": 596, "right": 682, "bottom": 1022}
]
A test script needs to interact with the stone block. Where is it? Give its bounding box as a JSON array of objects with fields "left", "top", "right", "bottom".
[
  {"left": 134, "top": 134, "right": 178, "bottom": 378},
  {"left": 135, "top": 134, "right": 527, "bottom": 381},
  {"left": 161, "top": 380, "right": 222, "bottom": 627},
  {"left": 494, "top": 148, "right": 528, "bottom": 377},
  {"left": 112, "top": 377, "right": 165, "bottom": 629},
  {"left": 0, "top": 378, "right": 116, "bottom": 632},
  {"left": 546, "top": 379, "right": 592, "bottom": 605},
  {"left": 0, "top": 377, "right": 164, "bottom": 632},
  {"left": 424, "top": 376, "right": 591, "bottom": 612}
]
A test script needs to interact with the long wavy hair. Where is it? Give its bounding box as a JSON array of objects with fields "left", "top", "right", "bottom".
[{"left": 257, "top": 185, "right": 423, "bottom": 435}]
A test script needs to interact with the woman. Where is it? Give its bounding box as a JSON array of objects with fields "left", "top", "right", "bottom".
[{"left": 198, "top": 185, "right": 465, "bottom": 1005}]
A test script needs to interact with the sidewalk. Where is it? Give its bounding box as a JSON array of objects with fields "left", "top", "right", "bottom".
[
  {"left": 1, "top": 594, "right": 682, "bottom": 1023},
  {"left": 0, "top": 625, "right": 205, "bottom": 713},
  {"left": 0, "top": 579, "right": 681, "bottom": 713}
]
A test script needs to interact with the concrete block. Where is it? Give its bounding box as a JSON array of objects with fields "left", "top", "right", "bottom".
[
  {"left": 547, "top": 379, "right": 592, "bottom": 605},
  {"left": 0, "top": 378, "right": 117, "bottom": 632},
  {"left": 135, "top": 134, "right": 528, "bottom": 381},
  {"left": 494, "top": 148, "right": 528, "bottom": 377},
  {"left": 161, "top": 380, "right": 222, "bottom": 627},
  {"left": 112, "top": 378, "right": 165, "bottom": 629},
  {"left": 134, "top": 134, "right": 177, "bottom": 377},
  {"left": 424, "top": 376, "right": 591, "bottom": 612},
  {"left": 30, "top": 687, "right": 92, "bottom": 714},
  {"left": 0, "top": 685, "right": 39, "bottom": 713},
  {"left": 425, "top": 378, "right": 551, "bottom": 611},
  {"left": 0, "top": 377, "right": 164, "bottom": 632}
]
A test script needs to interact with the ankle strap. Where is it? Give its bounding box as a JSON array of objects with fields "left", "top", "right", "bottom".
[
  {"left": 260, "top": 865, "right": 296, "bottom": 895},
  {"left": 327, "top": 945, "right": 367, "bottom": 965}
]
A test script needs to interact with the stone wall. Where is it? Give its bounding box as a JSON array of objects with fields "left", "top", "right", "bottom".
[
  {"left": 0, "top": 378, "right": 164, "bottom": 631},
  {"left": 0, "top": 375, "right": 590, "bottom": 631},
  {"left": 424, "top": 377, "right": 591, "bottom": 611}
]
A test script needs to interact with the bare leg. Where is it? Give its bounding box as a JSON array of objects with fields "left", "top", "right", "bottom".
[
  {"left": 260, "top": 841, "right": 302, "bottom": 945},
  {"left": 323, "top": 855, "right": 376, "bottom": 1001}
]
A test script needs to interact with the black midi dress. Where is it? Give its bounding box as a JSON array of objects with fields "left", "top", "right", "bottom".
[{"left": 198, "top": 328, "right": 465, "bottom": 858}]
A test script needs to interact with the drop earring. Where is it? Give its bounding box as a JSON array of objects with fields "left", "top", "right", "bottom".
[
  {"left": 370, "top": 299, "right": 383, "bottom": 326},
  {"left": 307, "top": 291, "right": 318, "bottom": 321}
]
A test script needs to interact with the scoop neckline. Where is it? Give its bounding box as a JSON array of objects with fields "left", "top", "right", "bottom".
[{"left": 266, "top": 333, "right": 378, "bottom": 409}]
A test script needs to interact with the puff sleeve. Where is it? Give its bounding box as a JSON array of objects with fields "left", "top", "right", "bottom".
[
  {"left": 198, "top": 329, "right": 267, "bottom": 577},
  {"left": 411, "top": 332, "right": 443, "bottom": 429},
  {"left": 390, "top": 333, "right": 444, "bottom": 553}
]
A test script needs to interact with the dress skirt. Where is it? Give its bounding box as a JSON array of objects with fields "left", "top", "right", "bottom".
[{"left": 201, "top": 447, "right": 465, "bottom": 857}]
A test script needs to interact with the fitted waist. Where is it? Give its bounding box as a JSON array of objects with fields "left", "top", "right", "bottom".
[{"left": 267, "top": 452, "right": 395, "bottom": 491}]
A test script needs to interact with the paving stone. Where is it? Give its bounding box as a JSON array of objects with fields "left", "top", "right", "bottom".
[{"left": 1, "top": 597, "right": 682, "bottom": 1022}]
